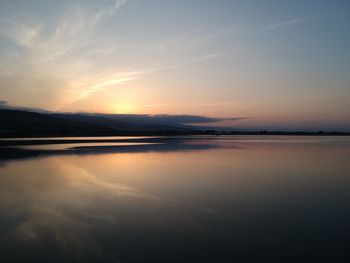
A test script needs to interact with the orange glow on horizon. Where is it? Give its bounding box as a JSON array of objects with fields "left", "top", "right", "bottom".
[{"left": 111, "top": 102, "right": 137, "bottom": 114}]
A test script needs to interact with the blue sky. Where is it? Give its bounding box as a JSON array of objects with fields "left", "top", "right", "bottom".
[{"left": 0, "top": 0, "right": 349, "bottom": 130}]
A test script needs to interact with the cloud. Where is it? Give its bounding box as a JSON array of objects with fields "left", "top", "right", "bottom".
[
  {"left": 143, "top": 101, "right": 237, "bottom": 110},
  {"left": 0, "top": 1, "right": 129, "bottom": 110},
  {"left": 114, "top": 0, "right": 128, "bottom": 10},
  {"left": 91, "top": 0, "right": 128, "bottom": 28},
  {"left": 0, "top": 0, "right": 232, "bottom": 113},
  {"left": 143, "top": 104, "right": 170, "bottom": 108},
  {"left": 0, "top": 100, "right": 8, "bottom": 107},
  {"left": 200, "top": 102, "right": 236, "bottom": 107},
  {"left": 99, "top": 114, "right": 245, "bottom": 126},
  {"left": 261, "top": 15, "right": 327, "bottom": 33}
]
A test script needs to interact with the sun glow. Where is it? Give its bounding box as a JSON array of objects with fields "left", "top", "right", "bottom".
[{"left": 112, "top": 103, "right": 135, "bottom": 114}]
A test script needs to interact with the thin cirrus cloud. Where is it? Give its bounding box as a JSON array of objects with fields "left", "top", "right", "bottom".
[
  {"left": 0, "top": 0, "right": 131, "bottom": 110},
  {"left": 200, "top": 102, "right": 236, "bottom": 107},
  {"left": 1, "top": 0, "right": 347, "bottom": 130},
  {"left": 142, "top": 101, "right": 237, "bottom": 109},
  {"left": 0, "top": 0, "right": 225, "bottom": 112},
  {"left": 143, "top": 104, "right": 171, "bottom": 108},
  {"left": 261, "top": 15, "right": 327, "bottom": 32}
]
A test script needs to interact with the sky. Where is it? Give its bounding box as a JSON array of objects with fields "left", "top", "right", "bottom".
[{"left": 0, "top": 0, "right": 349, "bottom": 130}]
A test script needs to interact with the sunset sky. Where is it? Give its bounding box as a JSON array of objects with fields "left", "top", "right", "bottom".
[{"left": 0, "top": 0, "right": 349, "bottom": 130}]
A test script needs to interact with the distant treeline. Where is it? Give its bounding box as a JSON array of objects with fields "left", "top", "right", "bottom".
[{"left": 206, "top": 130, "right": 350, "bottom": 136}]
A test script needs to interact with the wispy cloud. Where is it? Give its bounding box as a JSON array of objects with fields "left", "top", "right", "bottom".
[
  {"left": 150, "top": 25, "right": 242, "bottom": 52},
  {"left": 142, "top": 101, "right": 237, "bottom": 109},
  {"left": 92, "top": 0, "right": 128, "bottom": 28},
  {"left": 0, "top": 0, "right": 224, "bottom": 111},
  {"left": 0, "top": 0, "right": 129, "bottom": 109},
  {"left": 74, "top": 70, "right": 146, "bottom": 100},
  {"left": 0, "top": 0, "right": 236, "bottom": 113},
  {"left": 200, "top": 102, "right": 236, "bottom": 107},
  {"left": 261, "top": 15, "right": 327, "bottom": 33},
  {"left": 75, "top": 49, "right": 227, "bottom": 101},
  {"left": 143, "top": 104, "right": 170, "bottom": 108}
]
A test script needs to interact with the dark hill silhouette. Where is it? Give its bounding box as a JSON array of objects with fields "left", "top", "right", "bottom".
[
  {"left": 52, "top": 113, "right": 194, "bottom": 132},
  {"left": 0, "top": 109, "right": 196, "bottom": 137},
  {"left": 1, "top": 109, "right": 349, "bottom": 137},
  {"left": 0, "top": 109, "right": 117, "bottom": 137}
]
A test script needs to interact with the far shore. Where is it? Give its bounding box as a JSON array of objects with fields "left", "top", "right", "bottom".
[{"left": 0, "top": 133, "right": 349, "bottom": 147}]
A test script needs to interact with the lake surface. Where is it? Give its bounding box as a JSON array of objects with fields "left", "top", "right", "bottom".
[{"left": 0, "top": 136, "right": 349, "bottom": 262}]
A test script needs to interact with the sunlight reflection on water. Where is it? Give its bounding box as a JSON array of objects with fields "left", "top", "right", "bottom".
[{"left": 0, "top": 136, "right": 349, "bottom": 262}]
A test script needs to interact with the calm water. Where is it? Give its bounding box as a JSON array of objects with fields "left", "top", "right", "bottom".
[{"left": 0, "top": 136, "right": 349, "bottom": 262}]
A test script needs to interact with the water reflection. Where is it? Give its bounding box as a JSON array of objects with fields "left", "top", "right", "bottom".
[
  {"left": 0, "top": 137, "right": 220, "bottom": 165},
  {"left": 0, "top": 136, "right": 349, "bottom": 262}
]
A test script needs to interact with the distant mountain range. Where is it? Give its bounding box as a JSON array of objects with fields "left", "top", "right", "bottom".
[
  {"left": 0, "top": 109, "right": 201, "bottom": 137},
  {"left": 1, "top": 109, "right": 349, "bottom": 137}
]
